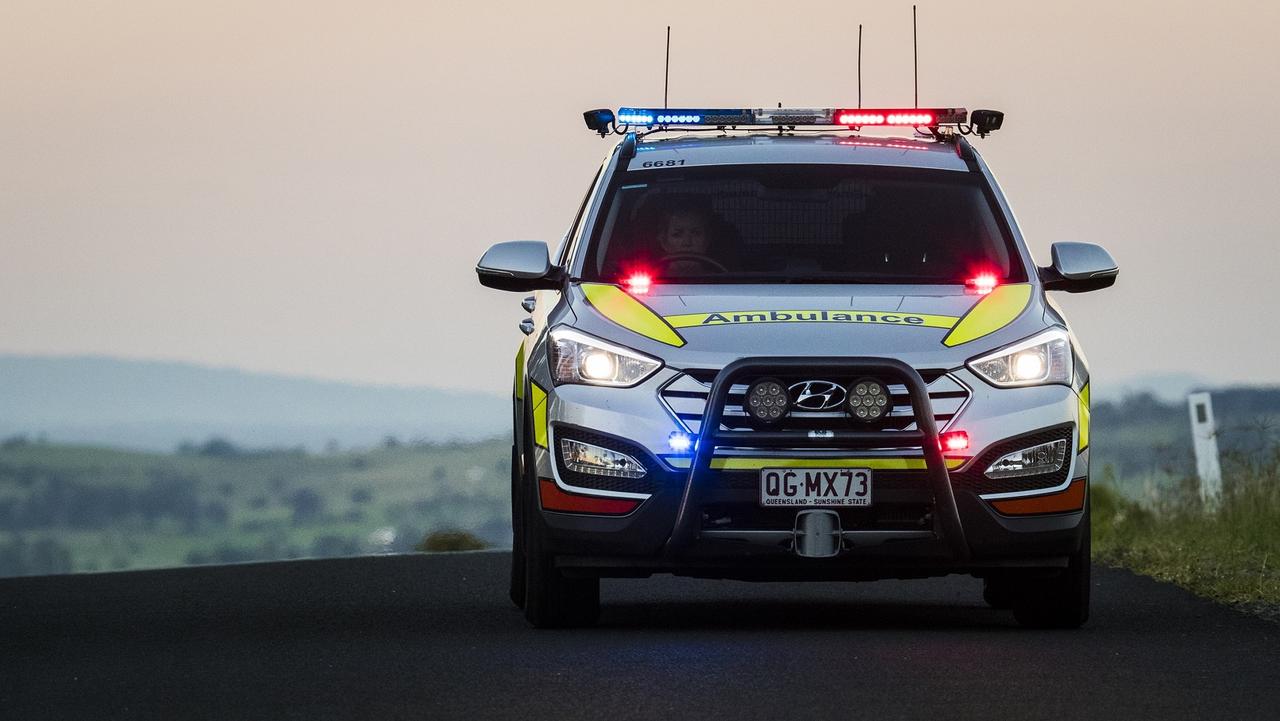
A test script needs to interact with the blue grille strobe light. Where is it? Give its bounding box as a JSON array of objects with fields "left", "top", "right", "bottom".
[{"left": 667, "top": 431, "right": 695, "bottom": 453}]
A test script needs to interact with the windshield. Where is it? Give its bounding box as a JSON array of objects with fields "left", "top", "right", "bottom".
[{"left": 581, "top": 164, "right": 1025, "bottom": 284}]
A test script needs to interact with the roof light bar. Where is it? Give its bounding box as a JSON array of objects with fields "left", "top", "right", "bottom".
[{"left": 612, "top": 106, "right": 968, "bottom": 128}]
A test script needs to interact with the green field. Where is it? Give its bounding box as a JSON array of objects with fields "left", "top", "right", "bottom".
[{"left": 0, "top": 437, "right": 510, "bottom": 576}]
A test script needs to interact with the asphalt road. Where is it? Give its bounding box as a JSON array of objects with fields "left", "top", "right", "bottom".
[{"left": 2, "top": 552, "right": 1278, "bottom": 721}]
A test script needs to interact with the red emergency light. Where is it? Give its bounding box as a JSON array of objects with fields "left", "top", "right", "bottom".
[
  {"left": 624, "top": 272, "right": 652, "bottom": 295},
  {"left": 940, "top": 430, "right": 970, "bottom": 453},
  {"left": 834, "top": 108, "right": 963, "bottom": 127},
  {"left": 966, "top": 272, "right": 1000, "bottom": 295}
]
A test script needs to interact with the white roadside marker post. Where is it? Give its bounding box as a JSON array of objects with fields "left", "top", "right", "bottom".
[{"left": 1187, "top": 391, "right": 1222, "bottom": 507}]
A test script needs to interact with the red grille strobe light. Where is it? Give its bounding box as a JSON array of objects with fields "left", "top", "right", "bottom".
[
  {"left": 939, "top": 431, "right": 970, "bottom": 453},
  {"left": 834, "top": 108, "right": 966, "bottom": 127}
]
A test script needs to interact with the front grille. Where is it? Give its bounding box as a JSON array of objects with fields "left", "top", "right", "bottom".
[
  {"left": 949, "top": 424, "right": 1075, "bottom": 495},
  {"left": 660, "top": 368, "right": 969, "bottom": 438},
  {"left": 552, "top": 427, "right": 661, "bottom": 495}
]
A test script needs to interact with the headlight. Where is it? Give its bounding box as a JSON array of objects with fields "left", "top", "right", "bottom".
[
  {"left": 548, "top": 327, "right": 662, "bottom": 387},
  {"left": 967, "top": 328, "right": 1073, "bottom": 388}
]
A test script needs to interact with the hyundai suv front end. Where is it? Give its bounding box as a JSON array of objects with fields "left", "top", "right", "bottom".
[{"left": 477, "top": 106, "right": 1118, "bottom": 628}]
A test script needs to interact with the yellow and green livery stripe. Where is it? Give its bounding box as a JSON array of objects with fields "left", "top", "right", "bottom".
[
  {"left": 581, "top": 283, "right": 685, "bottom": 347},
  {"left": 1078, "top": 382, "right": 1090, "bottom": 451},
  {"left": 513, "top": 342, "right": 526, "bottom": 400},
  {"left": 942, "top": 284, "right": 1033, "bottom": 347},
  {"left": 529, "top": 381, "right": 549, "bottom": 449},
  {"left": 664, "top": 309, "right": 959, "bottom": 330}
]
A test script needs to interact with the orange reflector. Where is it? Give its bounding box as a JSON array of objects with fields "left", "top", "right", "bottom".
[
  {"left": 539, "top": 479, "right": 640, "bottom": 515},
  {"left": 989, "top": 478, "right": 1087, "bottom": 516}
]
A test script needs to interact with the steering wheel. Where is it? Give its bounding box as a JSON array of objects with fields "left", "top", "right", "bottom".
[{"left": 661, "top": 253, "right": 728, "bottom": 274}]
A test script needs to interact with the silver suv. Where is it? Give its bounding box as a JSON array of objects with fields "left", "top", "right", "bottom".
[{"left": 477, "top": 106, "right": 1118, "bottom": 628}]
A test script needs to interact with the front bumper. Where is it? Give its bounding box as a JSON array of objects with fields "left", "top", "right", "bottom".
[{"left": 532, "top": 357, "right": 1087, "bottom": 578}]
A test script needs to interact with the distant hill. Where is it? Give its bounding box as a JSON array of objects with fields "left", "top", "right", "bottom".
[
  {"left": 1092, "top": 372, "right": 1214, "bottom": 404},
  {"left": 0, "top": 355, "right": 507, "bottom": 452},
  {"left": 1092, "top": 387, "right": 1280, "bottom": 483}
]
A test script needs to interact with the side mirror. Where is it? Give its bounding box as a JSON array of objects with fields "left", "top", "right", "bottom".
[
  {"left": 1040, "top": 242, "right": 1119, "bottom": 293},
  {"left": 475, "top": 241, "right": 562, "bottom": 292}
]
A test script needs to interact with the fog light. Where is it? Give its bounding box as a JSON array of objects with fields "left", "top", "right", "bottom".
[
  {"left": 846, "top": 378, "right": 889, "bottom": 422},
  {"left": 560, "top": 438, "right": 646, "bottom": 478},
  {"left": 745, "top": 378, "right": 789, "bottom": 424},
  {"left": 985, "top": 438, "right": 1068, "bottom": 479}
]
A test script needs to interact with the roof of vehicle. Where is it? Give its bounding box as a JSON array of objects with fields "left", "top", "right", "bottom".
[{"left": 630, "top": 133, "right": 971, "bottom": 172}]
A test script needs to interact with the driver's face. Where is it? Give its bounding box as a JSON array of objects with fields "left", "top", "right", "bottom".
[{"left": 659, "top": 211, "right": 709, "bottom": 254}]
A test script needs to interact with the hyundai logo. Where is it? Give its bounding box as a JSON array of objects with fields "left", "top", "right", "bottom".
[{"left": 789, "top": 380, "right": 847, "bottom": 411}]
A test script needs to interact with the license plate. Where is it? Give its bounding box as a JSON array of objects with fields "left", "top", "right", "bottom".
[{"left": 759, "top": 468, "right": 873, "bottom": 507}]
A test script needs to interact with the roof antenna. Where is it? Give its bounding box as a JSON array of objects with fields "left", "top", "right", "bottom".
[
  {"left": 912, "top": 5, "right": 919, "bottom": 107},
  {"left": 664, "top": 26, "right": 671, "bottom": 109},
  {"left": 857, "top": 24, "right": 863, "bottom": 108}
]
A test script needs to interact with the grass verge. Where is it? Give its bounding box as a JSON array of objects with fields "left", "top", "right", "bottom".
[{"left": 1092, "top": 451, "right": 1280, "bottom": 619}]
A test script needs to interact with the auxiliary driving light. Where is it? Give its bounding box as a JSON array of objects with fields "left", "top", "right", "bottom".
[
  {"left": 846, "top": 378, "right": 889, "bottom": 422},
  {"left": 745, "top": 378, "right": 789, "bottom": 424}
]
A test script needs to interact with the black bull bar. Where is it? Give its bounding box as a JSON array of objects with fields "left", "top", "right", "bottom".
[{"left": 663, "top": 357, "right": 970, "bottom": 561}]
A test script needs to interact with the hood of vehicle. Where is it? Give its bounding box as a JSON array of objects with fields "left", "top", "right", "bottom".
[{"left": 565, "top": 282, "right": 1050, "bottom": 370}]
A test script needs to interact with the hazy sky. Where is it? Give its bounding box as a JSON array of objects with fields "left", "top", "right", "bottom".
[{"left": 2, "top": 0, "right": 1278, "bottom": 395}]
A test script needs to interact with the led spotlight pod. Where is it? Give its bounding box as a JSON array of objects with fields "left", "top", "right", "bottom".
[
  {"left": 745, "top": 378, "right": 789, "bottom": 425},
  {"left": 846, "top": 377, "right": 890, "bottom": 423},
  {"left": 582, "top": 108, "right": 615, "bottom": 136},
  {"left": 970, "top": 109, "right": 1005, "bottom": 137}
]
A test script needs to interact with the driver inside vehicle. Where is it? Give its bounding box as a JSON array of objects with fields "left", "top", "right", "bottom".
[{"left": 655, "top": 202, "right": 724, "bottom": 275}]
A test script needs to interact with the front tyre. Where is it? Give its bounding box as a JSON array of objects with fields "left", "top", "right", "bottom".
[
  {"left": 508, "top": 443, "right": 526, "bottom": 610},
  {"left": 521, "top": 454, "right": 599, "bottom": 628},
  {"left": 1012, "top": 506, "right": 1091, "bottom": 629},
  {"left": 523, "top": 527, "right": 600, "bottom": 628},
  {"left": 982, "top": 578, "right": 1015, "bottom": 610}
]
